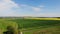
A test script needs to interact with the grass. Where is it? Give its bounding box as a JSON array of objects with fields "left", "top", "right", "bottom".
[
  {"left": 0, "top": 18, "right": 60, "bottom": 34},
  {"left": 0, "top": 19, "right": 18, "bottom": 34},
  {"left": 9, "top": 18, "right": 60, "bottom": 28},
  {"left": 23, "top": 26, "right": 60, "bottom": 34},
  {"left": 7, "top": 18, "right": 60, "bottom": 34}
]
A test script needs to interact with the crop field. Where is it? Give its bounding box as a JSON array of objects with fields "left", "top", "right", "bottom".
[
  {"left": 0, "top": 17, "right": 60, "bottom": 34},
  {"left": 25, "top": 17, "right": 60, "bottom": 20}
]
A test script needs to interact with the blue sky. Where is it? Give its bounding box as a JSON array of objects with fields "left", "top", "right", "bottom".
[{"left": 0, "top": 0, "right": 60, "bottom": 17}]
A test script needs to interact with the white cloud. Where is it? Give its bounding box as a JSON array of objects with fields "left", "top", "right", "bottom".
[
  {"left": 0, "top": 0, "right": 43, "bottom": 17},
  {"left": 0, "top": 0, "right": 19, "bottom": 16},
  {"left": 39, "top": 5, "right": 44, "bottom": 8},
  {"left": 32, "top": 7, "right": 41, "bottom": 12},
  {"left": 0, "top": 0, "right": 59, "bottom": 17},
  {"left": 31, "top": 5, "right": 44, "bottom": 12}
]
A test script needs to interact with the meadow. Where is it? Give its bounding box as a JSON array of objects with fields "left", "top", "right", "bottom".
[{"left": 0, "top": 17, "right": 60, "bottom": 34}]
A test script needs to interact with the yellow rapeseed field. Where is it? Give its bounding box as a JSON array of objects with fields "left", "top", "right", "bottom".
[{"left": 26, "top": 18, "right": 60, "bottom": 20}]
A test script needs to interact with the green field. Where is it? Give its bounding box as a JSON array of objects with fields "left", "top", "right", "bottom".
[{"left": 0, "top": 18, "right": 60, "bottom": 34}]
